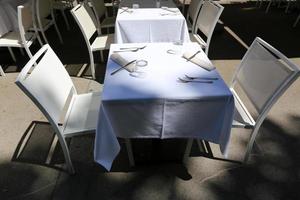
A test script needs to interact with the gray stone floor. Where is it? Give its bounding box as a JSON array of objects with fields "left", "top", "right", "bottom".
[{"left": 1, "top": 1, "right": 300, "bottom": 200}]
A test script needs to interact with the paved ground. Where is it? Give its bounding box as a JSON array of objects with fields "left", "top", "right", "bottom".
[{"left": 1, "top": 1, "right": 300, "bottom": 200}]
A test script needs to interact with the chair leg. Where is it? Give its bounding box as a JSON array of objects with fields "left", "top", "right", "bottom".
[
  {"left": 36, "top": 32, "right": 43, "bottom": 46},
  {"left": 53, "top": 21, "right": 64, "bottom": 44},
  {"left": 40, "top": 29, "right": 50, "bottom": 44},
  {"left": 20, "top": 48, "right": 25, "bottom": 56},
  {"left": 24, "top": 46, "right": 33, "bottom": 59},
  {"left": 100, "top": 51, "right": 104, "bottom": 63},
  {"left": 58, "top": 136, "right": 75, "bottom": 174},
  {"left": 293, "top": 14, "right": 300, "bottom": 27},
  {"left": 8, "top": 47, "right": 16, "bottom": 62},
  {"left": 265, "top": 0, "right": 272, "bottom": 13},
  {"left": 61, "top": 9, "right": 70, "bottom": 30},
  {"left": 0, "top": 65, "right": 5, "bottom": 77},
  {"left": 125, "top": 139, "right": 135, "bottom": 167},
  {"left": 243, "top": 127, "right": 260, "bottom": 163},
  {"left": 183, "top": 139, "right": 193, "bottom": 164}
]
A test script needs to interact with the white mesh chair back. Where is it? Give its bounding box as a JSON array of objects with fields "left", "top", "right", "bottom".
[
  {"left": 194, "top": 0, "right": 223, "bottom": 54},
  {"left": 231, "top": 37, "right": 300, "bottom": 114},
  {"left": 230, "top": 37, "right": 299, "bottom": 162},
  {"left": 186, "top": 0, "right": 203, "bottom": 31},
  {"left": 90, "top": 0, "right": 106, "bottom": 18},
  {"left": 71, "top": 3, "right": 97, "bottom": 42},
  {"left": 15, "top": 44, "right": 76, "bottom": 125},
  {"left": 36, "top": 0, "right": 52, "bottom": 19}
]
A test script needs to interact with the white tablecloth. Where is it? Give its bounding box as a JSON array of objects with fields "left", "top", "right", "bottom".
[
  {"left": 0, "top": 0, "right": 29, "bottom": 37},
  {"left": 119, "top": 0, "right": 177, "bottom": 8},
  {"left": 94, "top": 42, "right": 235, "bottom": 170},
  {"left": 115, "top": 8, "right": 190, "bottom": 43}
]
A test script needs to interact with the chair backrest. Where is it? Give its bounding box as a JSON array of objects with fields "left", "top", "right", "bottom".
[
  {"left": 36, "top": 0, "right": 52, "bottom": 19},
  {"left": 71, "top": 3, "right": 98, "bottom": 44},
  {"left": 18, "top": 4, "right": 33, "bottom": 32},
  {"left": 18, "top": 5, "right": 35, "bottom": 58},
  {"left": 194, "top": 0, "right": 223, "bottom": 53},
  {"left": 186, "top": 0, "right": 203, "bottom": 31},
  {"left": 15, "top": 44, "right": 77, "bottom": 130},
  {"left": 90, "top": 0, "right": 106, "bottom": 19},
  {"left": 231, "top": 37, "right": 300, "bottom": 115}
]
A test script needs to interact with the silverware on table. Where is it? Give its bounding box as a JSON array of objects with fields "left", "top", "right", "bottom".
[
  {"left": 161, "top": 7, "right": 178, "bottom": 13},
  {"left": 120, "top": 7, "right": 133, "bottom": 14},
  {"left": 177, "top": 77, "right": 213, "bottom": 84},
  {"left": 185, "top": 50, "right": 201, "bottom": 62},
  {"left": 185, "top": 74, "right": 218, "bottom": 80},
  {"left": 113, "top": 49, "right": 140, "bottom": 53},
  {"left": 119, "top": 45, "right": 147, "bottom": 50},
  {"left": 111, "top": 59, "right": 137, "bottom": 75}
]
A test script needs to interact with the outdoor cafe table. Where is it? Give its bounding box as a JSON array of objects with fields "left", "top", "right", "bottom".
[
  {"left": 115, "top": 7, "right": 190, "bottom": 43},
  {"left": 118, "top": 0, "right": 177, "bottom": 8},
  {"left": 94, "top": 42, "right": 235, "bottom": 171}
]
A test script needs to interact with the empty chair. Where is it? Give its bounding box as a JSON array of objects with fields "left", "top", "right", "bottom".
[
  {"left": 186, "top": 0, "right": 203, "bottom": 32},
  {"left": 33, "top": 0, "right": 63, "bottom": 44},
  {"left": 52, "top": 0, "right": 79, "bottom": 30},
  {"left": 71, "top": 3, "right": 114, "bottom": 79},
  {"left": 184, "top": 37, "right": 300, "bottom": 163},
  {"left": 15, "top": 44, "right": 102, "bottom": 174},
  {"left": 190, "top": 0, "right": 224, "bottom": 55},
  {"left": 0, "top": 65, "right": 5, "bottom": 76},
  {"left": 0, "top": 5, "right": 42, "bottom": 62},
  {"left": 89, "top": 0, "right": 116, "bottom": 34}
]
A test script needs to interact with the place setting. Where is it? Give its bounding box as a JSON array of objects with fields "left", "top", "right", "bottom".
[{"left": 109, "top": 51, "right": 148, "bottom": 78}]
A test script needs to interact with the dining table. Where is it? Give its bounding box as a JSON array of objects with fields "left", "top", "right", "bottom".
[
  {"left": 118, "top": 0, "right": 177, "bottom": 8},
  {"left": 0, "top": 0, "right": 29, "bottom": 37},
  {"left": 94, "top": 42, "right": 235, "bottom": 171},
  {"left": 115, "top": 6, "right": 190, "bottom": 44}
]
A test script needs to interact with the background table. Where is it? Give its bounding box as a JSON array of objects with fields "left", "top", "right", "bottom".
[
  {"left": 115, "top": 8, "right": 190, "bottom": 43},
  {"left": 119, "top": 0, "right": 177, "bottom": 8},
  {"left": 0, "top": 0, "right": 29, "bottom": 37},
  {"left": 94, "top": 42, "right": 235, "bottom": 170}
]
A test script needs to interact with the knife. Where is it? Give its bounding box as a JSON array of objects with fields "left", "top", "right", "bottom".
[{"left": 110, "top": 59, "right": 137, "bottom": 75}]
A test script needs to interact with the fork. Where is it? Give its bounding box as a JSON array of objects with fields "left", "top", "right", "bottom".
[
  {"left": 177, "top": 77, "right": 213, "bottom": 84},
  {"left": 119, "top": 45, "right": 147, "bottom": 50},
  {"left": 113, "top": 48, "right": 140, "bottom": 53},
  {"left": 185, "top": 75, "right": 218, "bottom": 81}
]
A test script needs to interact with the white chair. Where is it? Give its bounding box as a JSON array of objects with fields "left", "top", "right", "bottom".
[
  {"left": 184, "top": 37, "right": 300, "bottom": 163},
  {"left": 89, "top": 0, "right": 116, "bottom": 34},
  {"left": 189, "top": 0, "right": 224, "bottom": 56},
  {"left": 52, "top": 0, "right": 79, "bottom": 30},
  {"left": 0, "top": 65, "right": 5, "bottom": 76},
  {"left": 0, "top": 5, "right": 42, "bottom": 62},
  {"left": 33, "top": 0, "right": 63, "bottom": 44},
  {"left": 71, "top": 3, "right": 114, "bottom": 79},
  {"left": 186, "top": 0, "right": 203, "bottom": 32},
  {"left": 15, "top": 44, "right": 102, "bottom": 174}
]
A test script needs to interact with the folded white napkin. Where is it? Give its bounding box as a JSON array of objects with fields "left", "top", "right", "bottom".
[
  {"left": 110, "top": 53, "right": 136, "bottom": 72},
  {"left": 182, "top": 51, "right": 215, "bottom": 71}
]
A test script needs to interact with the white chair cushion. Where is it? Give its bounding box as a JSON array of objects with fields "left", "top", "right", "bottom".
[
  {"left": 91, "top": 33, "right": 114, "bottom": 51},
  {"left": 101, "top": 17, "right": 116, "bottom": 28},
  {"left": 63, "top": 92, "right": 101, "bottom": 136},
  {"left": 0, "top": 31, "right": 33, "bottom": 47}
]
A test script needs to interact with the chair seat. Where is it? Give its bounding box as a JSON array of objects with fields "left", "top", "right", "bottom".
[
  {"left": 231, "top": 88, "right": 255, "bottom": 128},
  {"left": 101, "top": 17, "right": 116, "bottom": 28},
  {"left": 189, "top": 33, "right": 207, "bottom": 49},
  {"left": 91, "top": 33, "right": 114, "bottom": 51},
  {"left": 63, "top": 92, "right": 101, "bottom": 136},
  {"left": 0, "top": 32, "right": 33, "bottom": 47}
]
